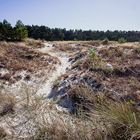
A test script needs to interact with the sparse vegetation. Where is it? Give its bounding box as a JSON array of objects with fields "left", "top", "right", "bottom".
[
  {"left": 0, "top": 42, "right": 58, "bottom": 76},
  {"left": 31, "top": 92, "right": 140, "bottom": 140},
  {"left": 0, "top": 40, "right": 140, "bottom": 139}
]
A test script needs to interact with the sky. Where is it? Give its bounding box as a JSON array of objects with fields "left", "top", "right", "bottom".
[{"left": 0, "top": 0, "right": 140, "bottom": 31}]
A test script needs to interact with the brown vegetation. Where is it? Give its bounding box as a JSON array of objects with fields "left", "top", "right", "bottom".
[
  {"left": 0, "top": 41, "right": 59, "bottom": 83},
  {"left": 32, "top": 91, "right": 140, "bottom": 140},
  {"left": 25, "top": 38, "right": 45, "bottom": 48},
  {"left": 0, "top": 40, "right": 140, "bottom": 140},
  {"left": 0, "top": 93, "right": 15, "bottom": 116},
  {"left": 0, "top": 41, "right": 58, "bottom": 72},
  {"left": 68, "top": 42, "right": 140, "bottom": 102}
]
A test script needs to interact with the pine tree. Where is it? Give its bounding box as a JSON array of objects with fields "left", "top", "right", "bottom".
[{"left": 15, "top": 20, "right": 28, "bottom": 41}]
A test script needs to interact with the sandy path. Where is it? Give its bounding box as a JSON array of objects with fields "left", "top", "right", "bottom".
[{"left": 36, "top": 42, "right": 71, "bottom": 97}]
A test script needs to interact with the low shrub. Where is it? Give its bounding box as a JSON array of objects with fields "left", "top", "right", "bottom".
[
  {"left": 118, "top": 37, "right": 127, "bottom": 44},
  {"left": 101, "top": 38, "right": 109, "bottom": 45},
  {"left": 135, "top": 47, "right": 140, "bottom": 54}
]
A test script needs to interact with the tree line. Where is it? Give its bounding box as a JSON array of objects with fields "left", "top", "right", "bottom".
[
  {"left": 27, "top": 25, "right": 140, "bottom": 42},
  {"left": 0, "top": 20, "right": 140, "bottom": 42}
]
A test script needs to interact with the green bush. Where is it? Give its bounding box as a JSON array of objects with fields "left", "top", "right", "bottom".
[
  {"left": 118, "top": 37, "right": 127, "bottom": 44},
  {"left": 89, "top": 48, "right": 97, "bottom": 60}
]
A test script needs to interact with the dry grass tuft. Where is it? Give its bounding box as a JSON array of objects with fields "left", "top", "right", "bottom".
[
  {"left": 0, "top": 127, "right": 7, "bottom": 139},
  {"left": 25, "top": 38, "right": 45, "bottom": 48},
  {"left": 95, "top": 97, "right": 140, "bottom": 140},
  {"left": 0, "top": 93, "right": 15, "bottom": 116}
]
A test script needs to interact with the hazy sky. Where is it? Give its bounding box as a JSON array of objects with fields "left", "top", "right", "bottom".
[{"left": 0, "top": 0, "right": 140, "bottom": 30}]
